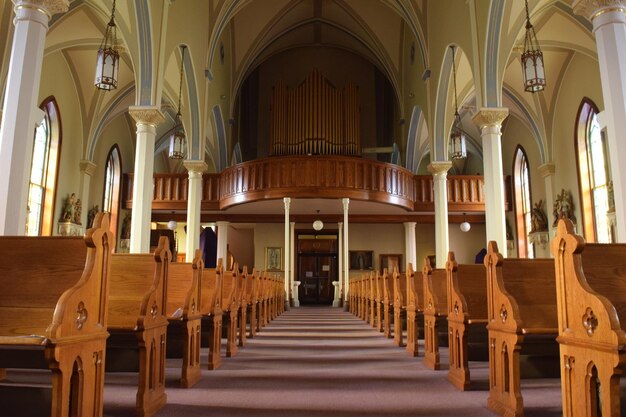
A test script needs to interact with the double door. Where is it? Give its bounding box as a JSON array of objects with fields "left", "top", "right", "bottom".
[{"left": 298, "top": 254, "right": 336, "bottom": 305}]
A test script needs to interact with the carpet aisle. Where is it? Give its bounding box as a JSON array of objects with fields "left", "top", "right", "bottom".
[{"left": 102, "top": 306, "right": 560, "bottom": 417}]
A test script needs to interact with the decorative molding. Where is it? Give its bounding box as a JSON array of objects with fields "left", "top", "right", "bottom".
[
  {"left": 472, "top": 107, "right": 509, "bottom": 128},
  {"left": 572, "top": 0, "right": 626, "bottom": 21},
  {"left": 128, "top": 106, "right": 165, "bottom": 126},
  {"left": 538, "top": 162, "right": 556, "bottom": 178},
  {"left": 79, "top": 160, "right": 97, "bottom": 176},
  {"left": 183, "top": 160, "right": 208, "bottom": 174},
  {"left": 13, "top": 0, "right": 70, "bottom": 16},
  {"left": 427, "top": 161, "right": 452, "bottom": 176}
]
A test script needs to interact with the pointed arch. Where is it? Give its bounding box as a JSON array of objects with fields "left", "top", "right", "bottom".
[{"left": 513, "top": 145, "right": 533, "bottom": 258}]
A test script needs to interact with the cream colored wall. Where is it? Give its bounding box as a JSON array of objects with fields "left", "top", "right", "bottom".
[
  {"left": 449, "top": 223, "right": 486, "bottom": 264},
  {"left": 415, "top": 223, "right": 435, "bottom": 270},
  {"left": 348, "top": 223, "right": 404, "bottom": 279},
  {"left": 254, "top": 223, "right": 285, "bottom": 279},
  {"left": 228, "top": 226, "right": 254, "bottom": 270},
  {"left": 38, "top": 51, "right": 84, "bottom": 234}
]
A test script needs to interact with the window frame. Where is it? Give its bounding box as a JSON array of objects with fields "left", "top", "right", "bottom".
[
  {"left": 101, "top": 144, "right": 122, "bottom": 235},
  {"left": 513, "top": 145, "right": 533, "bottom": 258}
]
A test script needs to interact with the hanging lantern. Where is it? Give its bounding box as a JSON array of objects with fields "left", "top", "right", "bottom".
[
  {"left": 95, "top": 0, "right": 119, "bottom": 91},
  {"left": 460, "top": 213, "right": 471, "bottom": 232},
  {"left": 169, "top": 46, "right": 187, "bottom": 160},
  {"left": 522, "top": 0, "right": 545, "bottom": 92},
  {"left": 449, "top": 46, "right": 467, "bottom": 160}
]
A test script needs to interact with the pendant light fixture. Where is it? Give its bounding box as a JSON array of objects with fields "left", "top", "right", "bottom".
[
  {"left": 522, "top": 0, "right": 546, "bottom": 92},
  {"left": 95, "top": 0, "right": 119, "bottom": 91},
  {"left": 460, "top": 213, "right": 471, "bottom": 232},
  {"left": 169, "top": 45, "right": 187, "bottom": 160},
  {"left": 449, "top": 46, "right": 467, "bottom": 160},
  {"left": 312, "top": 210, "right": 324, "bottom": 231}
]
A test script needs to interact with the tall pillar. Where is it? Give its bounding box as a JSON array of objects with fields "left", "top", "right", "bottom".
[
  {"left": 184, "top": 160, "right": 207, "bottom": 262},
  {"left": 0, "top": 0, "right": 69, "bottom": 235},
  {"left": 283, "top": 197, "right": 291, "bottom": 309},
  {"left": 78, "top": 160, "right": 97, "bottom": 226},
  {"left": 428, "top": 162, "right": 452, "bottom": 269},
  {"left": 334, "top": 222, "right": 343, "bottom": 307},
  {"left": 216, "top": 221, "right": 229, "bottom": 266},
  {"left": 290, "top": 221, "right": 299, "bottom": 307},
  {"left": 473, "top": 108, "right": 509, "bottom": 253},
  {"left": 128, "top": 106, "right": 164, "bottom": 253},
  {"left": 574, "top": 0, "right": 626, "bottom": 241},
  {"left": 342, "top": 198, "right": 350, "bottom": 309},
  {"left": 404, "top": 222, "right": 417, "bottom": 271}
]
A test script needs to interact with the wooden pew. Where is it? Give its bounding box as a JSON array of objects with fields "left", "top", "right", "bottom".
[
  {"left": 445, "top": 252, "right": 489, "bottom": 391},
  {"left": 405, "top": 263, "right": 424, "bottom": 357},
  {"left": 238, "top": 266, "right": 253, "bottom": 347},
  {"left": 248, "top": 269, "right": 261, "bottom": 338},
  {"left": 106, "top": 236, "right": 170, "bottom": 417},
  {"left": 165, "top": 250, "right": 203, "bottom": 388},
  {"left": 369, "top": 272, "right": 377, "bottom": 328},
  {"left": 552, "top": 219, "right": 626, "bottom": 417},
  {"left": 423, "top": 257, "right": 448, "bottom": 370},
  {"left": 0, "top": 213, "right": 113, "bottom": 417},
  {"left": 221, "top": 265, "right": 241, "bottom": 357},
  {"left": 200, "top": 259, "right": 223, "bottom": 370},
  {"left": 393, "top": 267, "right": 408, "bottom": 347},
  {"left": 485, "top": 241, "right": 559, "bottom": 417},
  {"left": 375, "top": 271, "right": 385, "bottom": 333},
  {"left": 381, "top": 269, "right": 394, "bottom": 339}
]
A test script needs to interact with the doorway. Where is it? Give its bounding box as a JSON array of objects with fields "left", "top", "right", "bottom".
[{"left": 297, "top": 233, "right": 338, "bottom": 305}]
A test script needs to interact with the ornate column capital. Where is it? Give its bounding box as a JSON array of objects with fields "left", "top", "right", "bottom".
[
  {"left": 573, "top": 0, "right": 626, "bottom": 21},
  {"left": 472, "top": 107, "right": 509, "bottom": 128},
  {"left": 183, "top": 160, "right": 208, "bottom": 174},
  {"left": 342, "top": 197, "right": 350, "bottom": 211},
  {"left": 128, "top": 106, "right": 165, "bottom": 127},
  {"left": 283, "top": 197, "right": 291, "bottom": 211},
  {"left": 427, "top": 161, "right": 452, "bottom": 176},
  {"left": 79, "top": 159, "right": 97, "bottom": 176},
  {"left": 13, "top": 0, "right": 69, "bottom": 17},
  {"left": 538, "top": 162, "right": 556, "bottom": 178}
]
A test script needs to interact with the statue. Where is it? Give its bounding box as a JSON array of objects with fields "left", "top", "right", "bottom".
[
  {"left": 530, "top": 200, "right": 549, "bottom": 233},
  {"left": 505, "top": 218, "right": 514, "bottom": 241},
  {"left": 553, "top": 189, "right": 576, "bottom": 227},
  {"left": 60, "top": 193, "right": 76, "bottom": 222},
  {"left": 121, "top": 212, "right": 131, "bottom": 240},
  {"left": 72, "top": 199, "right": 82, "bottom": 225},
  {"left": 87, "top": 205, "right": 99, "bottom": 228}
]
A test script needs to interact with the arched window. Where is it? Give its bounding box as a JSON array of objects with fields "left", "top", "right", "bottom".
[
  {"left": 576, "top": 98, "right": 612, "bottom": 243},
  {"left": 102, "top": 145, "right": 121, "bottom": 234},
  {"left": 514, "top": 146, "right": 533, "bottom": 258},
  {"left": 26, "top": 97, "right": 61, "bottom": 236}
]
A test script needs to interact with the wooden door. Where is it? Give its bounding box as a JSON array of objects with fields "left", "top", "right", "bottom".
[{"left": 298, "top": 254, "right": 336, "bottom": 305}]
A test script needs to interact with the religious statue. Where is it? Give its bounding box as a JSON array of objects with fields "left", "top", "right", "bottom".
[
  {"left": 87, "top": 205, "right": 99, "bottom": 228},
  {"left": 505, "top": 218, "right": 514, "bottom": 241},
  {"left": 530, "top": 200, "right": 549, "bottom": 233},
  {"left": 60, "top": 193, "right": 76, "bottom": 222},
  {"left": 121, "top": 212, "right": 131, "bottom": 240},
  {"left": 553, "top": 189, "right": 576, "bottom": 227},
  {"left": 72, "top": 199, "right": 82, "bottom": 225}
]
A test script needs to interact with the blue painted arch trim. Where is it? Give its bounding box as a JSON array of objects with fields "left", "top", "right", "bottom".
[
  {"left": 212, "top": 105, "right": 228, "bottom": 171},
  {"left": 135, "top": 0, "right": 153, "bottom": 105}
]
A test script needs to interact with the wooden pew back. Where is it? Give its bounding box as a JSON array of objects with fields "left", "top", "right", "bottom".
[
  {"left": 446, "top": 253, "right": 487, "bottom": 320},
  {"left": 166, "top": 250, "right": 203, "bottom": 320}
]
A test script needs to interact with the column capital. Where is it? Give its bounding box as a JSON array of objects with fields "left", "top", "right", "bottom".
[
  {"left": 472, "top": 107, "right": 509, "bottom": 128},
  {"left": 427, "top": 161, "right": 452, "bottom": 176},
  {"left": 538, "top": 162, "right": 556, "bottom": 178},
  {"left": 216, "top": 220, "right": 229, "bottom": 227},
  {"left": 342, "top": 197, "right": 350, "bottom": 211},
  {"left": 13, "top": 0, "right": 69, "bottom": 17},
  {"left": 128, "top": 106, "right": 165, "bottom": 126},
  {"left": 79, "top": 159, "right": 97, "bottom": 176},
  {"left": 573, "top": 0, "right": 626, "bottom": 21},
  {"left": 283, "top": 197, "right": 291, "bottom": 211},
  {"left": 183, "top": 160, "right": 208, "bottom": 173},
  {"left": 338, "top": 222, "right": 343, "bottom": 228}
]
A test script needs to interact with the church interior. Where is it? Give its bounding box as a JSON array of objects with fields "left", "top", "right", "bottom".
[{"left": 1, "top": 0, "right": 626, "bottom": 416}]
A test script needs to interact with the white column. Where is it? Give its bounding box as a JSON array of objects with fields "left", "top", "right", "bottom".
[
  {"left": 283, "top": 197, "right": 291, "bottom": 308},
  {"left": 334, "top": 221, "right": 343, "bottom": 307},
  {"left": 78, "top": 160, "right": 97, "bottom": 227},
  {"left": 404, "top": 221, "right": 417, "bottom": 271},
  {"left": 473, "top": 108, "right": 509, "bottom": 253},
  {"left": 184, "top": 160, "right": 207, "bottom": 262},
  {"left": 216, "top": 221, "right": 229, "bottom": 266},
  {"left": 128, "top": 106, "right": 164, "bottom": 253},
  {"left": 290, "top": 221, "right": 299, "bottom": 307},
  {"left": 428, "top": 162, "right": 452, "bottom": 269},
  {"left": 342, "top": 198, "right": 350, "bottom": 307},
  {"left": 0, "top": 0, "right": 69, "bottom": 235},
  {"left": 574, "top": 0, "right": 626, "bottom": 241},
  {"left": 538, "top": 163, "right": 556, "bottom": 230}
]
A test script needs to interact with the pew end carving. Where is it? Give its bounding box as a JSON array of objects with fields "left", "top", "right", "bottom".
[{"left": 423, "top": 257, "right": 448, "bottom": 370}]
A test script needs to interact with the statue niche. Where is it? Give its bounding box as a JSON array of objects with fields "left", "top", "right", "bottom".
[{"left": 269, "top": 69, "right": 360, "bottom": 157}]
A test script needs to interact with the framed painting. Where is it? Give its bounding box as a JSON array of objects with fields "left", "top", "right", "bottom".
[
  {"left": 349, "top": 250, "right": 373, "bottom": 270},
  {"left": 265, "top": 247, "right": 282, "bottom": 271},
  {"left": 379, "top": 253, "right": 403, "bottom": 274}
]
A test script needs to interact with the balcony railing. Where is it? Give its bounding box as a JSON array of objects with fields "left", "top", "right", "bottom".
[{"left": 123, "top": 156, "right": 508, "bottom": 213}]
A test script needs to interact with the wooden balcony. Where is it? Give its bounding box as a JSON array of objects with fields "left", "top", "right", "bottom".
[{"left": 123, "top": 156, "right": 509, "bottom": 214}]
